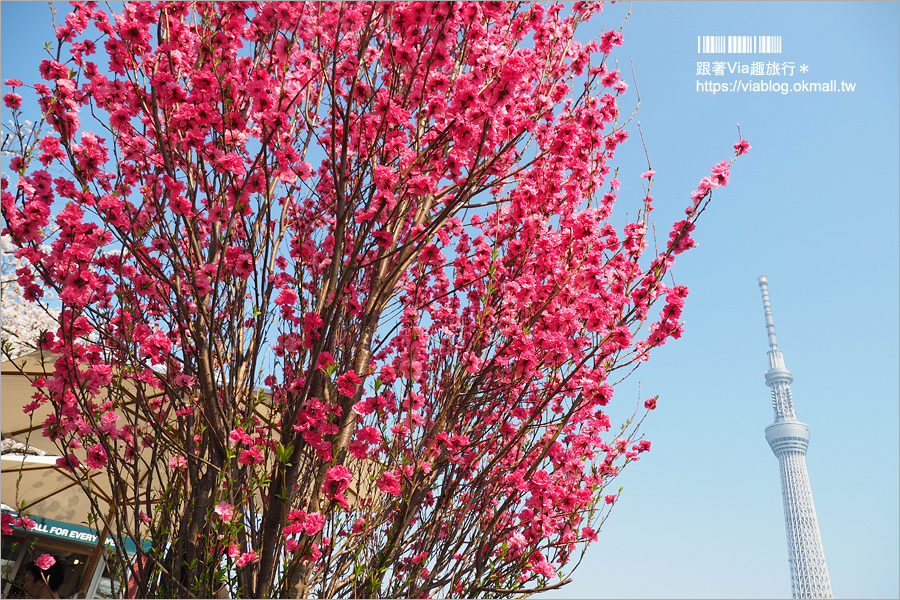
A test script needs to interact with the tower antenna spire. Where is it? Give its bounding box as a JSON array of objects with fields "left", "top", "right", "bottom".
[
  {"left": 758, "top": 275, "right": 778, "bottom": 349},
  {"left": 758, "top": 276, "right": 832, "bottom": 599}
]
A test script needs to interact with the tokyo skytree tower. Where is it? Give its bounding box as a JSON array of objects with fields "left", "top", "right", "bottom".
[{"left": 758, "top": 276, "right": 833, "bottom": 599}]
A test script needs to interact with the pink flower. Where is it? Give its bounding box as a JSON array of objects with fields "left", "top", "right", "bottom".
[
  {"left": 307, "top": 542, "right": 322, "bottom": 562},
  {"left": 1, "top": 513, "right": 13, "bottom": 535},
  {"left": 275, "top": 289, "right": 297, "bottom": 314},
  {"left": 4, "top": 78, "right": 23, "bottom": 87},
  {"left": 668, "top": 219, "right": 696, "bottom": 255},
  {"left": 644, "top": 396, "right": 658, "bottom": 410},
  {"left": 633, "top": 439, "right": 652, "bottom": 453},
  {"left": 464, "top": 352, "right": 483, "bottom": 374},
  {"left": 351, "top": 517, "right": 366, "bottom": 534},
  {"left": 507, "top": 531, "right": 527, "bottom": 552},
  {"left": 316, "top": 351, "right": 335, "bottom": 371},
  {"left": 352, "top": 399, "right": 373, "bottom": 416},
  {"left": 377, "top": 470, "right": 402, "bottom": 496},
  {"left": 214, "top": 501, "right": 234, "bottom": 522},
  {"left": 168, "top": 455, "right": 187, "bottom": 469},
  {"left": 38, "top": 59, "right": 67, "bottom": 81},
  {"left": 601, "top": 69, "right": 620, "bottom": 87},
  {"left": 224, "top": 247, "right": 254, "bottom": 279},
  {"left": 641, "top": 169, "right": 655, "bottom": 179},
  {"left": 237, "top": 446, "right": 263, "bottom": 465},
  {"left": 709, "top": 160, "right": 730, "bottom": 186},
  {"left": 55, "top": 454, "right": 81, "bottom": 471},
  {"left": 85, "top": 443, "right": 108, "bottom": 469},
  {"left": 604, "top": 494, "right": 618, "bottom": 505},
  {"left": 235, "top": 551, "right": 258, "bottom": 568},
  {"left": 4, "top": 93, "right": 22, "bottom": 110},
  {"left": 303, "top": 311, "right": 324, "bottom": 333},
  {"left": 229, "top": 427, "right": 253, "bottom": 445},
  {"left": 348, "top": 440, "right": 369, "bottom": 459},
  {"left": 304, "top": 512, "right": 325, "bottom": 535},
  {"left": 336, "top": 370, "right": 362, "bottom": 398},
  {"left": 599, "top": 30, "right": 624, "bottom": 54},
  {"left": 733, "top": 139, "right": 751, "bottom": 155},
  {"left": 35, "top": 554, "right": 56, "bottom": 570},
  {"left": 531, "top": 558, "right": 556, "bottom": 579},
  {"left": 379, "top": 364, "right": 396, "bottom": 384},
  {"left": 323, "top": 465, "right": 353, "bottom": 495},
  {"left": 357, "top": 426, "right": 381, "bottom": 445}
]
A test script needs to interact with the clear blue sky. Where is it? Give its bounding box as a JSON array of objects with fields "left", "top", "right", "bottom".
[{"left": 2, "top": 2, "right": 898, "bottom": 599}]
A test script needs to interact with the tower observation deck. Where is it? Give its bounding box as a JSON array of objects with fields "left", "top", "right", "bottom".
[{"left": 758, "top": 276, "right": 832, "bottom": 599}]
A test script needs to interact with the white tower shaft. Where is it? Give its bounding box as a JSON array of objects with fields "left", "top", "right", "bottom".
[{"left": 758, "top": 276, "right": 832, "bottom": 599}]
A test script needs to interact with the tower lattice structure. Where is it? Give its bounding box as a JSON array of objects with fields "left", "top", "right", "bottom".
[{"left": 758, "top": 276, "right": 832, "bottom": 599}]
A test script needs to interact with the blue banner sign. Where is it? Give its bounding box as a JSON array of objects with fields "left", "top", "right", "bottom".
[{"left": 2, "top": 509, "right": 148, "bottom": 554}]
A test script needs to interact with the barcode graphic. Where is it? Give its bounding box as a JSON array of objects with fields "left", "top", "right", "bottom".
[{"left": 697, "top": 35, "right": 782, "bottom": 54}]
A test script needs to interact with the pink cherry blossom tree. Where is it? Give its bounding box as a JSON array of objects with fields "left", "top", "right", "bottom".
[{"left": 1, "top": 2, "right": 748, "bottom": 598}]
